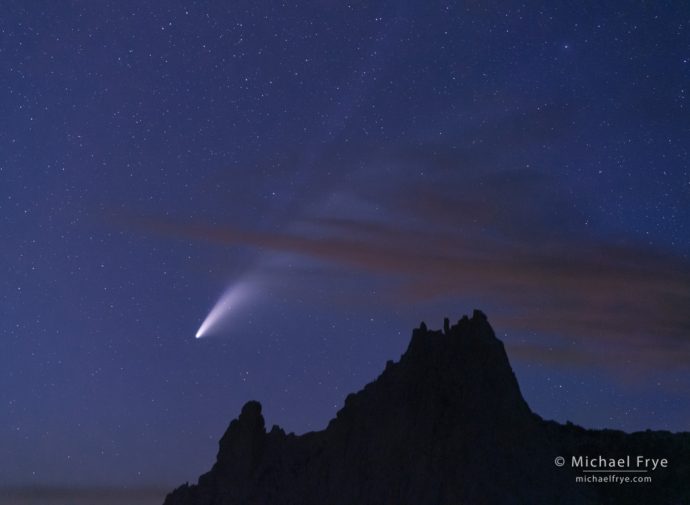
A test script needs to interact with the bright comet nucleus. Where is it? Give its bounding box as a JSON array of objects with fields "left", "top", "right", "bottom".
[{"left": 195, "top": 280, "right": 256, "bottom": 339}]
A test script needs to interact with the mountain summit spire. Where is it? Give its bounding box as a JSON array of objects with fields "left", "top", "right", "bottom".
[{"left": 163, "top": 312, "right": 690, "bottom": 505}]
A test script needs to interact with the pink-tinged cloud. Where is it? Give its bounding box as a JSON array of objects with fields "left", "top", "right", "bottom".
[
  {"left": 129, "top": 205, "right": 690, "bottom": 371},
  {"left": 120, "top": 163, "right": 690, "bottom": 370}
]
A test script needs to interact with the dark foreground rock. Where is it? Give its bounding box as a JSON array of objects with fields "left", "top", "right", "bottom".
[{"left": 163, "top": 310, "right": 690, "bottom": 505}]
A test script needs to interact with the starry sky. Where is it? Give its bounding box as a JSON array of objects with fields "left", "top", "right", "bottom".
[{"left": 2, "top": 0, "right": 690, "bottom": 494}]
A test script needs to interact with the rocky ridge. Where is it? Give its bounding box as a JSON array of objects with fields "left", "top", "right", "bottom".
[{"left": 163, "top": 310, "right": 690, "bottom": 505}]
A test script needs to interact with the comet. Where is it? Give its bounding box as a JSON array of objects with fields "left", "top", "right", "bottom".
[{"left": 195, "top": 280, "right": 256, "bottom": 338}]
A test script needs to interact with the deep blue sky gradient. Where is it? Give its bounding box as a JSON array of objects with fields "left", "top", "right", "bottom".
[{"left": 2, "top": 0, "right": 690, "bottom": 489}]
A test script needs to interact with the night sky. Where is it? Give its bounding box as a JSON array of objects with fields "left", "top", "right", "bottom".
[{"left": 2, "top": 0, "right": 690, "bottom": 494}]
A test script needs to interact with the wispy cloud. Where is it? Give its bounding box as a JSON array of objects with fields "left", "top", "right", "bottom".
[{"left": 122, "top": 136, "right": 690, "bottom": 370}]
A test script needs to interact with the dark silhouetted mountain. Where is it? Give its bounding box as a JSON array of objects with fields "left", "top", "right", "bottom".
[{"left": 163, "top": 310, "right": 690, "bottom": 505}]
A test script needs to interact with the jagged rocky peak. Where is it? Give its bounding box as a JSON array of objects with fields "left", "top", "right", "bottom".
[
  {"left": 409, "top": 309, "right": 495, "bottom": 341},
  {"left": 403, "top": 309, "right": 508, "bottom": 366},
  {"left": 212, "top": 400, "right": 269, "bottom": 480},
  {"left": 162, "top": 311, "right": 690, "bottom": 505},
  {"left": 222, "top": 310, "right": 520, "bottom": 442},
  {"left": 340, "top": 309, "right": 530, "bottom": 440},
  {"left": 325, "top": 309, "right": 533, "bottom": 443}
]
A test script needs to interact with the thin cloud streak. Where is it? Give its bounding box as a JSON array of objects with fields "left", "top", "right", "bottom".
[
  {"left": 131, "top": 191, "right": 690, "bottom": 370},
  {"left": 119, "top": 128, "right": 690, "bottom": 371}
]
